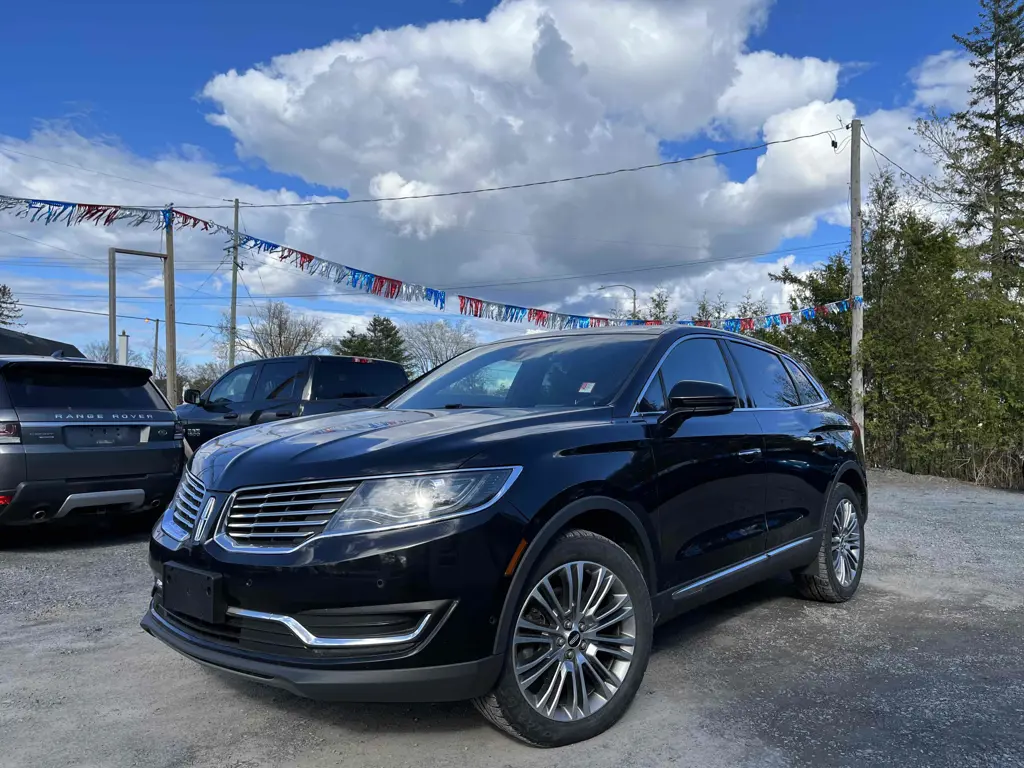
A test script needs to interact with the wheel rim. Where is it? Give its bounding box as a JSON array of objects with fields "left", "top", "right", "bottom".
[
  {"left": 512, "top": 561, "right": 636, "bottom": 722},
  {"left": 830, "top": 499, "right": 861, "bottom": 588}
]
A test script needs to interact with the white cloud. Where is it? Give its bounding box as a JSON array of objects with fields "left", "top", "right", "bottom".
[
  {"left": 0, "top": 0, "right": 959, "bottom": 361},
  {"left": 913, "top": 50, "right": 973, "bottom": 111},
  {"left": 716, "top": 51, "right": 840, "bottom": 137}
]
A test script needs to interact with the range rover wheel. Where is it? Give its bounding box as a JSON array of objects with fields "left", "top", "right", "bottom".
[
  {"left": 795, "top": 483, "right": 865, "bottom": 603},
  {"left": 475, "top": 529, "right": 653, "bottom": 747}
]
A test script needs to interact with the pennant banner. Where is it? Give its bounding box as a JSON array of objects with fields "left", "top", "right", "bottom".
[{"left": 0, "top": 192, "right": 860, "bottom": 333}]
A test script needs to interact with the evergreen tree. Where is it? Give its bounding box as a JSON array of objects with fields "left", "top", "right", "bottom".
[
  {"left": 918, "top": 0, "right": 1024, "bottom": 278},
  {"left": 0, "top": 284, "right": 22, "bottom": 327},
  {"left": 332, "top": 315, "right": 408, "bottom": 366}
]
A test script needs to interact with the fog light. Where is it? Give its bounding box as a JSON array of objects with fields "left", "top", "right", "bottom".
[{"left": 154, "top": 577, "right": 163, "bottom": 591}]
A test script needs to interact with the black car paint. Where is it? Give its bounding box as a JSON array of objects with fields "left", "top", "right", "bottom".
[
  {"left": 143, "top": 327, "right": 865, "bottom": 701},
  {"left": 176, "top": 355, "right": 409, "bottom": 451}
]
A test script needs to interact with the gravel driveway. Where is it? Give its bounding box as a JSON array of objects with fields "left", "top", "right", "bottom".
[{"left": 1, "top": 470, "right": 1022, "bottom": 768}]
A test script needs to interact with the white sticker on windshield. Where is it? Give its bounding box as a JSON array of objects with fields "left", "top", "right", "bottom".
[{"left": 579, "top": 382, "right": 595, "bottom": 393}]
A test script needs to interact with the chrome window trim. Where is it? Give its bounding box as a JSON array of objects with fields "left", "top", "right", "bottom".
[
  {"left": 672, "top": 535, "right": 815, "bottom": 598},
  {"left": 211, "top": 466, "right": 523, "bottom": 555},
  {"left": 225, "top": 607, "right": 432, "bottom": 648}
]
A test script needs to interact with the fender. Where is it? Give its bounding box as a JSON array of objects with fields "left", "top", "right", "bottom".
[
  {"left": 826, "top": 459, "right": 869, "bottom": 523},
  {"left": 491, "top": 496, "right": 656, "bottom": 656}
]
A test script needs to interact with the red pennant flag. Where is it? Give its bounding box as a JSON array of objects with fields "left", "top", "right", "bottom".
[
  {"left": 780, "top": 312, "right": 793, "bottom": 325},
  {"left": 695, "top": 320, "right": 712, "bottom": 328},
  {"left": 740, "top": 318, "right": 755, "bottom": 331}
]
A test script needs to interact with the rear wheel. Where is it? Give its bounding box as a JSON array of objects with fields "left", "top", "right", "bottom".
[
  {"left": 795, "top": 483, "right": 864, "bottom": 603},
  {"left": 474, "top": 529, "right": 653, "bottom": 747}
]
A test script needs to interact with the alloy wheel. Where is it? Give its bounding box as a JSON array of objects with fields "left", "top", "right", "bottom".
[
  {"left": 831, "top": 498, "right": 861, "bottom": 587},
  {"left": 512, "top": 561, "right": 636, "bottom": 722}
]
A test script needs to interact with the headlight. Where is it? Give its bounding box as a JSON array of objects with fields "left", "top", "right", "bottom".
[{"left": 322, "top": 468, "right": 519, "bottom": 536}]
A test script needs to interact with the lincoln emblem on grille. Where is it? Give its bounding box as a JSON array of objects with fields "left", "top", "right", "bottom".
[{"left": 193, "top": 496, "right": 218, "bottom": 543}]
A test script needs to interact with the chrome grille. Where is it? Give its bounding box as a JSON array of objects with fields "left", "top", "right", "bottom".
[
  {"left": 172, "top": 471, "right": 205, "bottom": 535},
  {"left": 223, "top": 480, "right": 357, "bottom": 546}
]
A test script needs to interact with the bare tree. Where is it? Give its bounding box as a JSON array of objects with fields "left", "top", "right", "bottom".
[
  {"left": 222, "top": 301, "right": 328, "bottom": 360},
  {"left": 402, "top": 319, "right": 478, "bottom": 376},
  {"left": 83, "top": 340, "right": 148, "bottom": 368}
]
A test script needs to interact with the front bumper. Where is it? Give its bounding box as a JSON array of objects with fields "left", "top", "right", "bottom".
[
  {"left": 143, "top": 499, "right": 527, "bottom": 701},
  {"left": 0, "top": 471, "right": 181, "bottom": 525},
  {"left": 141, "top": 602, "right": 502, "bottom": 702}
]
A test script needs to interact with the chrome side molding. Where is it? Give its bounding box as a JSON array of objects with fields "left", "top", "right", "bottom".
[{"left": 672, "top": 535, "right": 816, "bottom": 599}]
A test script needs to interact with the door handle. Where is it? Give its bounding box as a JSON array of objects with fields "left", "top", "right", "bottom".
[
  {"left": 275, "top": 411, "right": 293, "bottom": 418},
  {"left": 737, "top": 447, "right": 762, "bottom": 462},
  {"left": 222, "top": 413, "right": 238, "bottom": 420}
]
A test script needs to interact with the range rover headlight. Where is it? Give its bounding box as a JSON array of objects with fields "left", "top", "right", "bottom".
[{"left": 322, "top": 468, "right": 519, "bottom": 536}]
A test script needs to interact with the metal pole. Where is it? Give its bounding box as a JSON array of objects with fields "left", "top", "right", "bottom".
[
  {"left": 164, "top": 219, "right": 177, "bottom": 404},
  {"left": 850, "top": 118, "right": 865, "bottom": 451},
  {"left": 229, "top": 198, "right": 240, "bottom": 368},
  {"left": 630, "top": 287, "right": 637, "bottom": 318},
  {"left": 153, "top": 319, "right": 160, "bottom": 377},
  {"left": 108, "top": 248, "right": 117, "bottom": 363}
]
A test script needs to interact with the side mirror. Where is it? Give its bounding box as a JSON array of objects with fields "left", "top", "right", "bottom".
[
  {"left": 183, "top": 389, "right": 201, "bottom": 405},
  {"left": 658, "top": 380, "right": 738, "bottom": 428}
]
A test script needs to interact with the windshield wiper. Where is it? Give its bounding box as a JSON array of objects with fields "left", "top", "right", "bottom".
[{"left": 442, "top": 403, "right": 499, "bottom": 409}]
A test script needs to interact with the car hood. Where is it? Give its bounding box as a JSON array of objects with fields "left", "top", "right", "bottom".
[{"left": 188, "top": 406, "right": 607, "bottom": 491}]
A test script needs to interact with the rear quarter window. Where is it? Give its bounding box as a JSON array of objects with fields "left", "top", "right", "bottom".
[
  {"left": 312, "top": 358, "right": 409, "bottom": 400},
  {"left": 2, "top": 365, "right": 168, "bottom": 411}
]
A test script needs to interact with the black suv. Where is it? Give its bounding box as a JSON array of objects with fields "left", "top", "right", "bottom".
[
  {"left": 0, "top": 356, "right": 182, "bottom": 527},
  {"left": 143, "top": 327, "right": 866, "bottom": 747},
  {"left": 176, "top": 355, "right": 409, "bottom": 454}
]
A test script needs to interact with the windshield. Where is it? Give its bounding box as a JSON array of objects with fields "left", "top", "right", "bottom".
[{"left": 387, "top": 334, "right": 655, "bottom": 410}]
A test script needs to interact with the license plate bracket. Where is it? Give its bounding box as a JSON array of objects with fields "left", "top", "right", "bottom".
[{"left": 162, "top": 562, "right": 225, "bottom": 624}]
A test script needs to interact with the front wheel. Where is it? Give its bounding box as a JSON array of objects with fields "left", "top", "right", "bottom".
[{"left": 474, "top": 529, "right": 653, "bottom": 747}]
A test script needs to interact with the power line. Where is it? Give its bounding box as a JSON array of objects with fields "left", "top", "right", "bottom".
[
  {"left": 439, "top": 240, "right": 847, "bottom": 292},
  {"left": 176, "top": 128, "right": 845, "bottom": 210},
  {"left": 18, "top": 302, "right": 224, "bottom": 330},
  {"left": 0, "top": 146, "right": 232, "bottom": 204},
  {"left": 859, "top": 130, "right": 963, "bottom": 210},
  {"left": 0, "top": 226, "right": 224, "bottom": 299}
]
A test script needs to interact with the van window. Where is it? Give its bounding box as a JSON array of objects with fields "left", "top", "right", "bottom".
[{"left": 313, "top": 359, "right": 409, "bottom": 400}]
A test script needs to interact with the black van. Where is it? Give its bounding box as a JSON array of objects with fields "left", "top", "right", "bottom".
[
  {"left": 176, "top": 355, "right": 409, "bottom": 454},
  {"left": 0, "top": 356, "right": 183, "bottom": 527}
]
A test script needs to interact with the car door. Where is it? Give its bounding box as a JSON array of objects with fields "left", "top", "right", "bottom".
[
  {"left": 246, "top": 358, "right": 311, "bottom": 426},
  {"left": 724, "top": 342, "right": 838, "bottom": 551},
  {"left": 640, "top": 337, "right": 768, "bottom": 590},
  {"left": 189, "top": 363, "right": 261, "bottom": 447}
]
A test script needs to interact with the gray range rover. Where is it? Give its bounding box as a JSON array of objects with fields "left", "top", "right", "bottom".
[{"left": 0, "top": 355, "right": 183, "bottom": 527}]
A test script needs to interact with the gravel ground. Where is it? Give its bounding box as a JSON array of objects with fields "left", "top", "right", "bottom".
[{"left": 1, "top": 470, "right": 1022, "bottom": 768}]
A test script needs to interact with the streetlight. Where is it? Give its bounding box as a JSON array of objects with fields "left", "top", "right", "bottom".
[{"left": 598, "top": 284, "right": 638, "bottom": 318}]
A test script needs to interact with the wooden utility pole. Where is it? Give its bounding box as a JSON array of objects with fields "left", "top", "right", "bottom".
[
  {"left": 152, "top": 318, "right": 160, "bottom": 377},
  {"left": 164, "top": 219, "right": 177, "bottom": 403},
  {"left": 850, "top": 118, "right": 865, "bottom": 450},
  {"left": 228, "top": 198, "right": 240, "bottom": 368}
]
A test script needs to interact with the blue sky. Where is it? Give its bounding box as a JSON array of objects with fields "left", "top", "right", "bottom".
[{"left": 0, "top": 0, "right": 977, "bottom": 366}]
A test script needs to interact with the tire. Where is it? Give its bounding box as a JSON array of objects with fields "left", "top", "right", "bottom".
[
  {"left": 474, "top": 529, "right": 653, "bottom": 747},
  {"left": 795, "top": 483, "right": 865, "bottom": 603}
]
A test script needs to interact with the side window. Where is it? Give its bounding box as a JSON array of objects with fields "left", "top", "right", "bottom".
[
  {"left": 782, "top": 358, "right": 823, "bottom": 404},
  {"left": 637, "top": 373, "right": 666, "bottom": 413},
  {"left": 659, "top": 339, "right": 735, "bottom": 394},
  {"left": 253, "top": 360, "right": 308, "bottom": 401},
  {"left": 727, "top": 343, "right": 800, "bottom": 408},
  {"left": 208, "top": 365, "right": 257, "bottom": 405}
]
